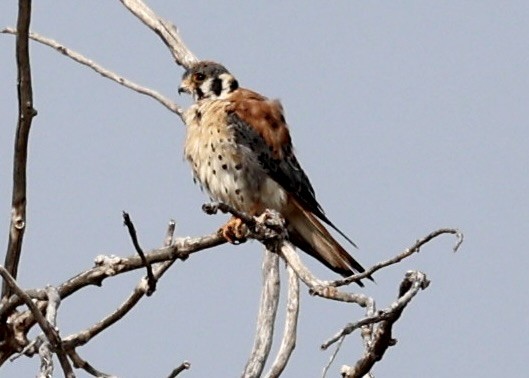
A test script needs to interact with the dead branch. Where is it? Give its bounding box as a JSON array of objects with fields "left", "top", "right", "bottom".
[
  {"left": 0, "top": 230, "right": 224, "bottom": 319},
  {"left": 331, "top": 228, "right": 463, "bottom": 287},
  {"left": 0, "top": 0, "right": 465, "bottom": 376},
  {"left": 118, "top": 0, "right": 198, "bottom": 68},
  {"left": 67, "top": 349, "right": 116, "bottom": 378},
  {"left": 0, "top": 27, "right": 182, "bottom": 117},
  {"left": 122, "top": 211, "right": 157, "bottom": 295},
  {"left": 2, "top": 0, "right": 37, "bottom": 300},
  {"left": 340, "top": 272, "right": 430, "bottom": 378},
  {"left": 264, "top": 264, "right": 299, "bottom": 378},
  {"left": 242, "top": 250, "right": 280, "bottom": 378}
]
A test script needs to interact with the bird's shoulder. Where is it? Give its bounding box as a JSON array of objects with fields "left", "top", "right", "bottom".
[{"left": 224, "top": 87, "right": 292, "bottom": 160}]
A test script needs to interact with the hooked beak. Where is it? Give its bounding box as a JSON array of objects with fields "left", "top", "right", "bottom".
[
  {"left": 178, "top": 85, "right": 189, "bottom": 95},
  {"left": 178, "top": 75, "right": 192, "bottom": 95}
]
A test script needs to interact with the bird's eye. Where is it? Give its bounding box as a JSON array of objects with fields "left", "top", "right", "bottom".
[{"left": 193, "top": 73, "right": 206, "bottom": 82}]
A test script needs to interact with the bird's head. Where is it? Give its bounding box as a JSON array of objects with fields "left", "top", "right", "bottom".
[{"left": 178, "top": 61, "right": 239, "bottom": 101}]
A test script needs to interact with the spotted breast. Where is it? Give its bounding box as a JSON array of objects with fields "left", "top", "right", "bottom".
[{"left": 183, "top": 98, "right": 287, "bottom": 214}]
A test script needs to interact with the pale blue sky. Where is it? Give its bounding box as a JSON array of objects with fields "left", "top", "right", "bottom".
[{"left": 1, "top": 1, "right": 528, "bottom": 377}]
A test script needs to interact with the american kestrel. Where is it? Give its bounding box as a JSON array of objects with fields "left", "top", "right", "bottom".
[{"left": 179, "top": 61, "right": 368, "bottom": 284}]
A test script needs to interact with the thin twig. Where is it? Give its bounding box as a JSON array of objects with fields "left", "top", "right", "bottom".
[
  {"left": 67, "top": 349, "right": 115, "bottom": 378},
  {"left": 167, "top": 361, "right": 191, "bottom": 378},
  {"left": 331, "top": 228, "right": 463, "bottom": 287},
  {"left": 1, "top": 27, "right": 183, "bottom": 117},
  {"left": 164, "top": 219, "right": 176, "bottom": 247},
  {"left": 122, "top": 211, "right": 157, "bottom": 295},
  {"left": 322, "top": 335, "right": 345, "bottom": 378}
]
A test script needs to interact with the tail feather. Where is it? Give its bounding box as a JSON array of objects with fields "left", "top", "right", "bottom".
[{"left": 284, "top": 199, "right": 369, "bottom": 286}]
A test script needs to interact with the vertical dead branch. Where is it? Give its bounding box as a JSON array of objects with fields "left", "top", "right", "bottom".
[
  {"left": 264, "top": 264, "right": 299, "bottom": 378},
  {"left": 3, "top": 0, "right": 38, "bottom": 299},
  {"left": 241, "top": 250, "right": 280, "bottom": 378}
]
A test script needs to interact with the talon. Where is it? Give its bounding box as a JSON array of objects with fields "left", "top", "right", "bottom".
[{"left": 220, "top": 217, "right": 248, "bottom": 244}]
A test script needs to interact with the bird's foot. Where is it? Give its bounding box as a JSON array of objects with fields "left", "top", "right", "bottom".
[{"left": 219, "top": 217, "right": 248, "bottom": 244}]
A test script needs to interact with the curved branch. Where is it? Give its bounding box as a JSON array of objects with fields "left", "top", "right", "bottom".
[
  {"left": 1, "top": 27, "right": 183, "bottom": 117},
  {"left": 331, "top": 228, "right": 463, "bottom": 287}
]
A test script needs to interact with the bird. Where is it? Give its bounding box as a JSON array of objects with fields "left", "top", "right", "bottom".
[{"left": 178, "top": 61, "right": 369, "bottom": 285}]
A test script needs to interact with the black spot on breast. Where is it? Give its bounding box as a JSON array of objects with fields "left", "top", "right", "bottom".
[
  {"left": 235, "top": 163, "right": 242, "bottom": 170},
  {"left": 235, "top": 189, "right": 241, "bottom": 195},
  {"left": 222, "top": 164, "right": 228, "bottom": 170},
  {"left": 225, "top": 187, "right": 229, "bottom": 194},
  {"left": 212, "top": 169, "right": 217, "bottom": 175},
  {"left": 211, "top": 144, "right": 216, "bottom": 152},
  {"left": 195, "top": 110, "right": 202, "bottom": 120},
  {"left": 218, "top": 154, "right": 223, "bottom": 160}
]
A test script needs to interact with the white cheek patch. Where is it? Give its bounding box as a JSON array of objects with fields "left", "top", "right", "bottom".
[{"left": 218, "top": 73, "right": 235, "bottom": 99}]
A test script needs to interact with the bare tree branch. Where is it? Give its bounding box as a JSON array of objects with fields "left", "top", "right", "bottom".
[
  {"left": 331, "top": 228, "right": 463, "bottom": 287},
  {"left": 0, "top": 1, "right": 465, "bottom": 375},
  {"left": 0, "top": 27, "right": 183, "bottom": 117},
  {"left": 37, "top": 286, "right": 70, "bottom": 378},
  {"left": 67, "top": 349, "right": 116, "bottom": 378},
  {"left": 242, "top": 250, "right": 280, "bottom": 378},
  {"left": 0, "top": 267, "right": 74, "bottom": 376},
  {"left": 339, "top": 271, "right": 430, "bottom": 378},
  {"left": 2, "top": 0, "right": 38, "bottom": 300},
  {"left": 119, "top": 0, "right": 198, "bottom": 68},
  {"left": 61, "top": 220, "right": 181, "bottom": 350},
  {"left": 264, "top": 264, "right": 299, "bottom": 378},
  {"left": 122, "top": 211, "right": 157, "bottom": 295}
]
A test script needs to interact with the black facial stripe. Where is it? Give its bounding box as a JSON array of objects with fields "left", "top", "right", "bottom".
[
  {"left": 230, "top": 79, "right": 239, "bottom": 91},
  {"left": 196, "top": 86, "right": 204, "bottom": 99},
  {"left": 211, "top": 77, "right": 223, "bottom": 96}
]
